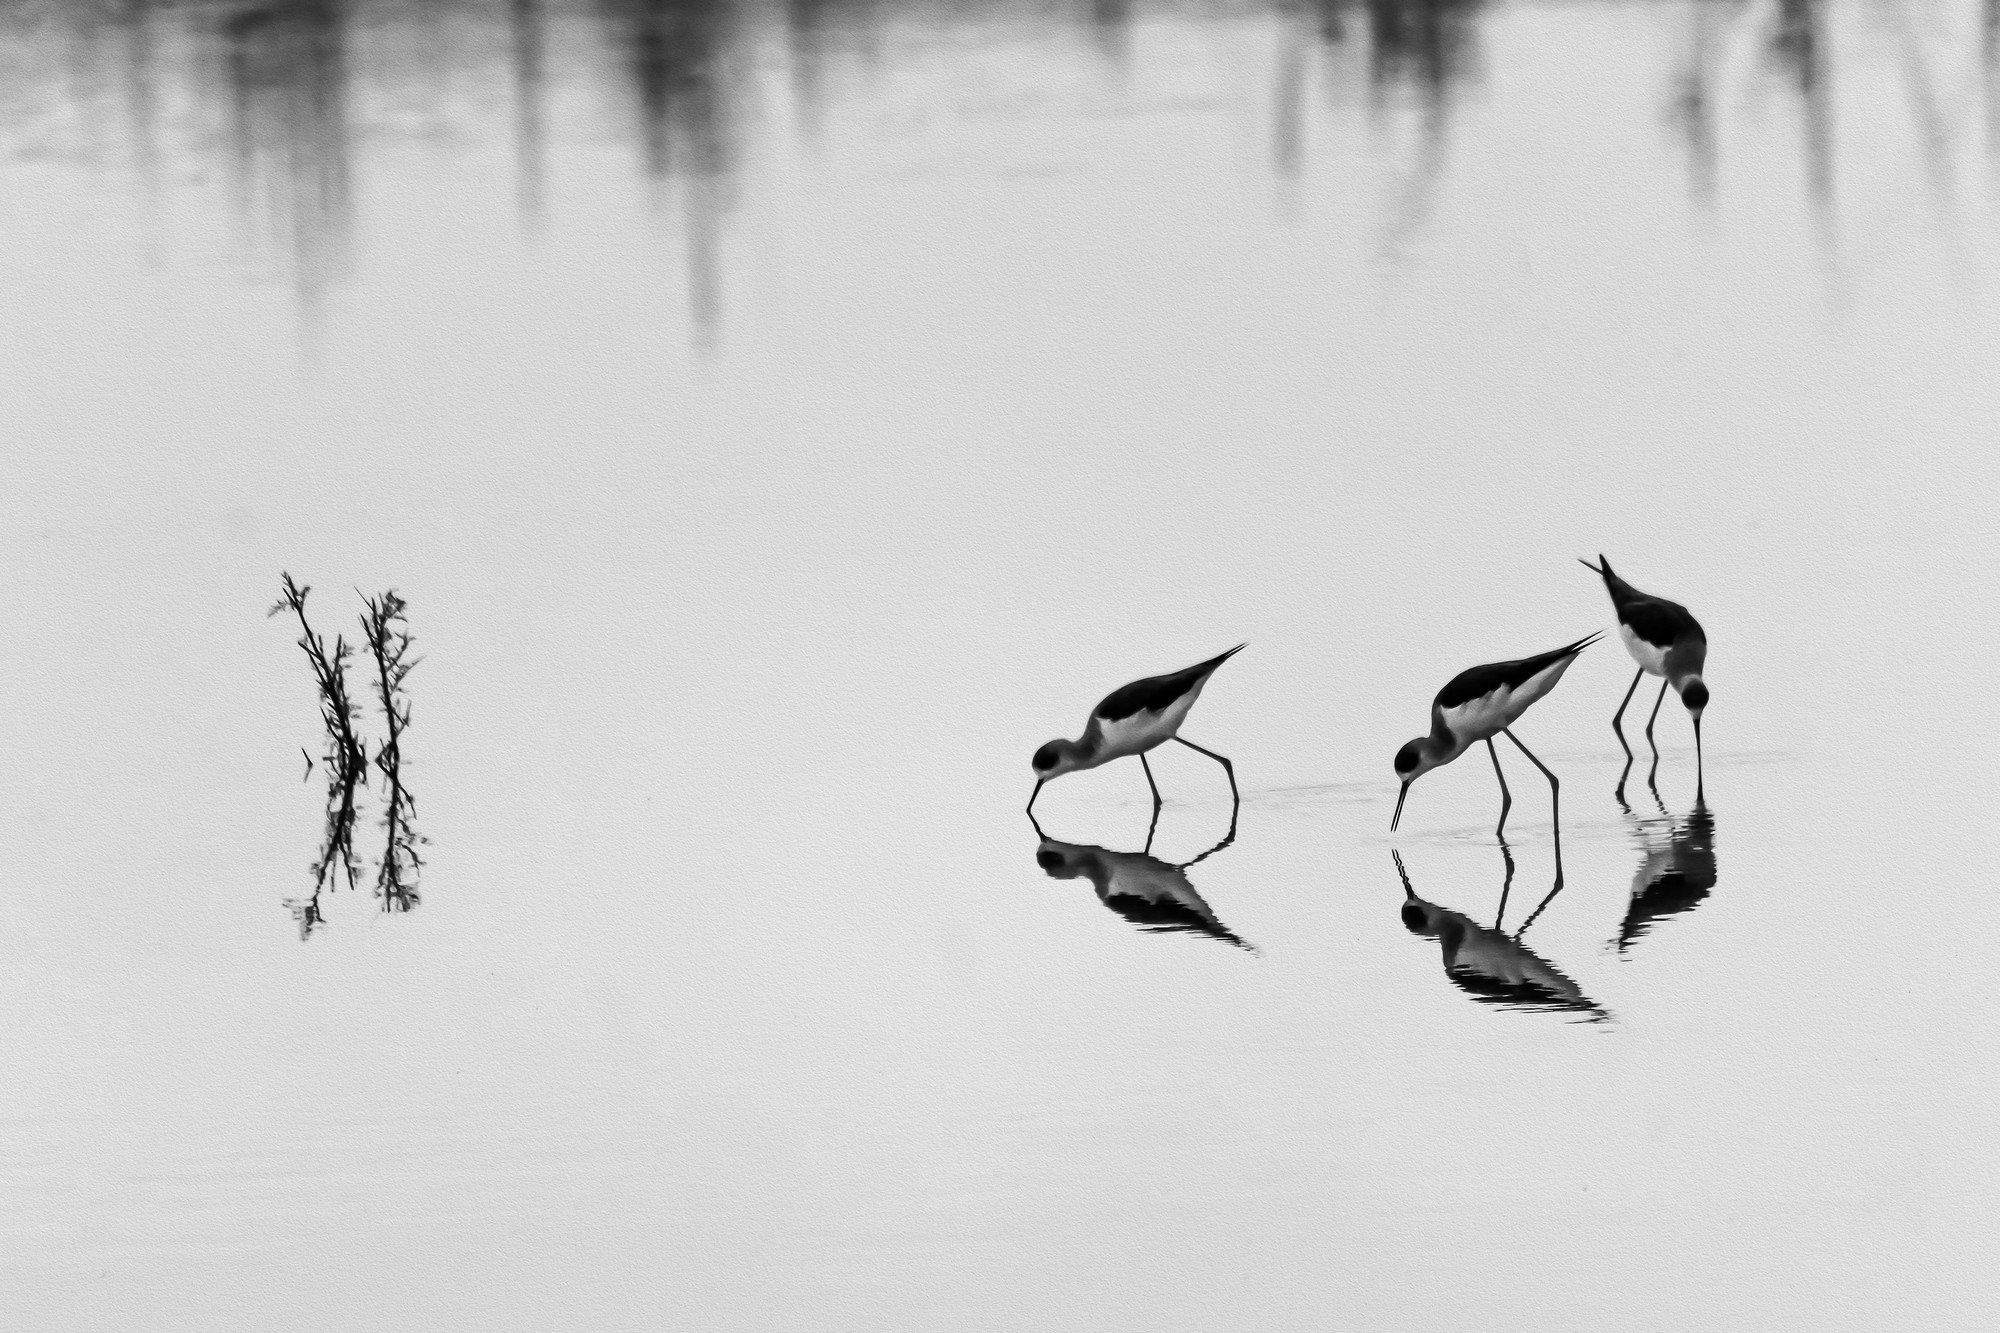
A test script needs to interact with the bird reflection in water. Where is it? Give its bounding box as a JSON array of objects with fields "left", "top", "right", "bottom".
[
  {"left": 1613, "top": 789, "right": 1715, "bottom": 954},
  {"left": 1395, "top": 847, "right": 1606, "bottom": 1022},
  {"left": 1030, "top": 815, "right": 1253, "bottom": 952}
]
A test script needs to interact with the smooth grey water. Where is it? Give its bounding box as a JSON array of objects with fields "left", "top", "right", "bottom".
[{"left": 3, "top": 0, "right": 1999, "bottom": 1327}]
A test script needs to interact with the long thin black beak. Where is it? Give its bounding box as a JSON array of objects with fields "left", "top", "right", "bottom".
[
  {"left": 1391, "top": 782, "right": 1409, "bottom": 831},
  {"left": 1693, "top": 717, "right": 1703, "bottom": 796},
  {"left": 1026, "top": 779, "right": 1044, "bottom": 815}
]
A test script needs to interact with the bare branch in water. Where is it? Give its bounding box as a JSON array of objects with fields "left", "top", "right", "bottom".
[
  {"left": 361, "top": 589, "right": 425, "bottom": 915},
  {"left": 274, "top": 572, "right": 369, "bottom": 938}
]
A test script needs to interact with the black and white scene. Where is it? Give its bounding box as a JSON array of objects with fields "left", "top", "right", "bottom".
[{"left": 2, "top": 0, "right": 1997, "bottom": 1327}]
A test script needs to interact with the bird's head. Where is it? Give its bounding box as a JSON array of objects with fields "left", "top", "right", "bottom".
[
  {"left": 1031, "top": 738, "right": 1090, "bottom": 781},
  {"left": 1391, "top": 738, "right": 1446, "bottom": 829},
  {"left": 1678, "top": 677, "right": 1708, "bottom": 719}
]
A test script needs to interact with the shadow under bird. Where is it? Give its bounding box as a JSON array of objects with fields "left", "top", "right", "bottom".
[
  {"left": 1395, "top": 850, "right": 1605, "bottom": 1021},
  {"left": 1579, "top": 555, "right": 1708, "bottom": 789},
  {"left": 1029, "top": 645, "right": 1244, "bottom": 827},
  {"left": 1033, "top": 831, "right": 1252, "bottom": 952},
  {"left": 1391, "top": 634, "right": 1598, "bottom": 842}
]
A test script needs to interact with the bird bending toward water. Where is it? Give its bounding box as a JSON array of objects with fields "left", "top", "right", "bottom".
[
  {"left": 1029, "top": 646, "right": 1244, "bottom": 829},
  {"left": 1391, "top": 634, "right": 1598, "bottom": 849},
  {"left": 1579, "top": 555, "right": 1707, "bottom": 791}
]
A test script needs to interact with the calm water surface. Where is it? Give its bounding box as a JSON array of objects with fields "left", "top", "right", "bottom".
[{"left": 3, "top": 0, "right": 1998, "bottom": 1327}]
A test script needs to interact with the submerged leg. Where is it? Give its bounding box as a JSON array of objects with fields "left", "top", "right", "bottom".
[
  {"left": 1486, "top": 737, "right": 1513, "bottom": 838},
  {"left": 1493, "top": 838, "right": 1517, "bottom": 929},
  {"left": 1502, "top": 728, "right": 1565, "bottom": 888},
  {"left": 1515, "top": 861, "right": 1566, "bottom": 937},
  {"left": 1173, "top": 736, "right": 1240, "bottom": 840}
]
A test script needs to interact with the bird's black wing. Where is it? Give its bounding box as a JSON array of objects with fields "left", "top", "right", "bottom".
[
  {"left": 1619, "top": 596, "right": 1704, "bottom": 650},
  {"left": 1094, "top": 644, "right": 1245, "bottom": 722},
  {"left": 1434, "top": 635, "right": 1598, "bottom": 710}
]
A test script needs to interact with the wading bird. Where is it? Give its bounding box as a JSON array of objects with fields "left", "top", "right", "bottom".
[
  {"left": 1579, "top": 555, "right": 1707, "bottom": 789},
  {"left": 1391, "top": 634, "right": 1597, "bottom": 841},
  {"left": 1028, "top": 646, "right": 1244, "bottom": 827}
]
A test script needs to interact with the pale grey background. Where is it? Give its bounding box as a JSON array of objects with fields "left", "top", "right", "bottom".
[{"left": 1, "top": 0, "right": 1996, "bottom": 1328}]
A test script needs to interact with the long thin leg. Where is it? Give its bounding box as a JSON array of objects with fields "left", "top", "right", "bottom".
[
  {"left": 1502, "top": 728, "right": 1564, "bottom": 888},
  {"left": 1173, "top": 736, "right": 1240, "bottom": 841},
  {"left": 1611, "top": 667, "right": 1643, "bottom": 803},
  {"left": 1610, "top": 667, "right": 1643, "bottom": 761},
  {"left": 1643, "top": 679, "right": 1670, "bottom": 793},
  {"left": 1493, "top": 839, "right": 1517, "bottom": 929},
  {"left": 1643, "top": 679, "right": 1669, "bottom": 750},
  {"left": 1140, "top": 752, "right": 1163, "bottom": 811},
  {"left": 1694, "top": 716, "right": 1704, "bottom": 802},
  {"left": 1139, "top": 753, "right": 1164, "bottom": 854},
  {"left": 1486, "top": 738, "right": 1513, "bottom": 838}
]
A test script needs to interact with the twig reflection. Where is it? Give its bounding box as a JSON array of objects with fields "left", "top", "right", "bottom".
[
  {"left": 362, "top": 590, "right": 425, "bottom": 915},
  {"left": 270, "top": 573, "right": 368, "bottom": 937},
  {"left": 272, "top": 576, "right": 427, "bottom": 936}
]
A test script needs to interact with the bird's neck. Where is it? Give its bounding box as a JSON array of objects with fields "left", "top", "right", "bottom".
[{"left": 1429, "top": 722, "right": 1468, "bottom": 765}]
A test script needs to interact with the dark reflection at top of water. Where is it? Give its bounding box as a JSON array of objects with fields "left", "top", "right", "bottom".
[
  {"left": 5, "top": 0, "right": 1964, "bottom": 348},
  {"left": 601, "top": 0, "right": 735, "bottom": 345},
  {"left": 217, "top": 0, "right": 353, "bottom": 314},
  {"left": 1395, "top": 848, "right": 1607, "bottom": 1023},
  {"left": 1613, "top": 795, "right": 1715, "bottom": 954},
  {"left": 1033, "top": 825, "right": 1254, "bottom": 952}
]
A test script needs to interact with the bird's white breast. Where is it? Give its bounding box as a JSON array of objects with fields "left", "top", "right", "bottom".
[{"left": 1619, "top": 623, "right": 1669, "bottom": 676}]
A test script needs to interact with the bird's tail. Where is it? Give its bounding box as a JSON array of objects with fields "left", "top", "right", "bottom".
[
  {"left": 1579, "top": 555, "right": 1643, "bottom": 603},
  {"left": 1561, "top": 631, "right": 1604, "bottom": 657},
  {"left": 1202, "top": 643, "right": 1249, "bottom": 672}
]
